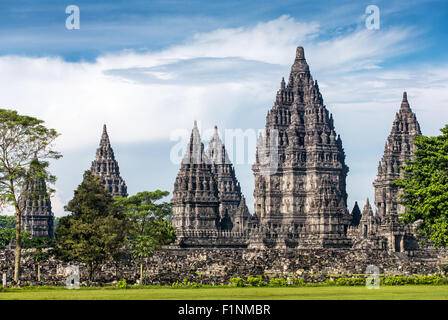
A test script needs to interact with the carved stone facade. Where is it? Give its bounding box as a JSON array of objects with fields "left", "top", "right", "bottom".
[
  {"left": 171, "top": 122, "right": 251, "bottom": 247},
  {"left": 350, "top": 92, "right": 421, "bottom": 252},
  {"left": 169, "top": 46, "right": 432, "bottom": 254},
  {"left": 90, "top": 124, "right": 128, "bottom": 197},
  {"left": 19, "top": 165, "right": 54, "bottom": 238},
  {"left": 172, "top": 47, "right": 352, "bottom": 249},
  {"left": 251, "top": 46, "right": 352, "bottom": 248}
]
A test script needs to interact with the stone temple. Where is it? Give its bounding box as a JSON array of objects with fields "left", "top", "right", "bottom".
[
  {"left": 171, "top": 122, "right": 253, "bottom": 247},
  {"left": 171, "top": 46, "right": 429, "bottom": 253},
  {"left": 90, "top": 124, "right": 128, "bottom": 197},
  {"left": 18, "top": 46, "right": 431, "bottom": 255},
  {"left": 19, "top": 163, "right": 54, "bottom": 238},
  {"left": 251, "top": 46, "right": 351, "bottom": 248},
  {"left": 349, "top": 91, "right": 422, "bottom": 252}
]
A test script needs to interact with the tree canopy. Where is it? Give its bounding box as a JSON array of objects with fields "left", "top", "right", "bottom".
[
  {"left": 0, "top": 109, "right": 61, "bottom": 283},
  {"left": 394, "top": 125, "right": 448, "bottom": 248},
  {"left": 55, "top": 170, "right": 128, "bottom": 282},
  {"left": 114, "top": 190, "right": 176, "bottom": 284}
]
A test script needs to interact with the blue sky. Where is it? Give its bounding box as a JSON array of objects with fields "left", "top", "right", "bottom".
[{"left": 0, "top": 0, "right": 447, "bottom": 215}]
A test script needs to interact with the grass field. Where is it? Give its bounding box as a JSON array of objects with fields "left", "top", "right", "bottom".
[{"left": 0, "top": 285, "right": 447, "bottom": 300}]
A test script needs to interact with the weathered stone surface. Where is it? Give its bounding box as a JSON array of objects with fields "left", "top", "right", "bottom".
[
  {"left": 251, "top": 46, "right": 351, "bottom": 248},
  {"left": 350, "top": 92, "right": 422, "bottom": 253},
  {"left": 1, "top": 248, "right": 446, "bottom": 286},
  {"left": 19, "top": 163, "right": 54, "bottom": 238},
  {"left": 90, "top": 124, "right": 128, "bottom": 197},
  {"left": 171, "top": 122, "right": 252, "bottom": 247}
]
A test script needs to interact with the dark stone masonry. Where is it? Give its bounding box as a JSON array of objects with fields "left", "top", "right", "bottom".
[
  {"left": 90, "top": 124, "right": 128, "bottom": 198},
  {"left": 1, "top": 248, "right": 447, "bottom": 286},
  {"left": 19, "top": 163, "right": 54, "bottom": 238}
]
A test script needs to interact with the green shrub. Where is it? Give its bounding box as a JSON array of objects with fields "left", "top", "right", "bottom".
[
  {"left": 247, "top": 277, "right": 267, "bottom": 287},
  {"left": 291, "top": 278, "right": 305, "bottom": 286},
  {"left": 117, "top": 279, "right": 127, "bottom": 289},
  {"left": 171, "top": 279, "right": 203, "bottom": 288},
  {"left": 335, "top": 278, "right": 365, "bottom": 286},
  {"left": 230, "top": 278, "right": 245, "bottom": 287},
  {"left": 269, "top": 278, "right": 288, "bottom": 287}
]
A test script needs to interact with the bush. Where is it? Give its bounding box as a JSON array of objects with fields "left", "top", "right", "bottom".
[
  {"left": 335, "top": 278, "right": 365, "bottom": 286},
  {"left": 230, "top": 278, "right": 245, "bottom": 287},
  {"left": 269, "top": 278, "right": 288, "bottom": 287},
  {"left": 382, "top": 275, "right": 445, "bottom": 286},
  {"left": 247, "top": 277, "right": 267, "bottom": 287},
  {"left": 117, "top": 279, "right": 127, "bottom": 289},
  {"left": 171, "top": 279, "right": 202, "bottom": 288},
  {"left": 291, "top": 278, "right": 305, "bottom": 286}
]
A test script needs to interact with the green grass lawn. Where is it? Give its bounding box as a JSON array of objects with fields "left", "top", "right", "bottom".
[{"left": 0, "top": 285, "right": 447, "bottom": 300}]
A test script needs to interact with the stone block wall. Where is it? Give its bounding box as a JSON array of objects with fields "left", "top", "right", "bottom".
[{"left": 0, "top": 248, "right": 446, "bottom": 286}]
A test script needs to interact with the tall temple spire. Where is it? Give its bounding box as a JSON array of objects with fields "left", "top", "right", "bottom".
[
  {"left": 172, "top": 122, "right": 220, "bottom": 237},
  {"left": 182, "top": 120, "right": 208, "bottom": 165},
  {"left": 362, "top": 198, "right": 373, "bottom": 217},
  {"left": 253, "top": 45, "right": 351, "bottom": 248},
  {"left": 90, "top": 124, "right": 128, "bottom": 197},
  {"left": 374, "top": 92, "right": 421, "bottom": 221},
  {"left": 206, "top": 125, "right": 250, "bottom": 231},
  {"left": 19, "top": 160, "right": 54, "bottom": 238}
]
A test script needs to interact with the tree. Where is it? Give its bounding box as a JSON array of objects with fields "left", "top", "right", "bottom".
[
  {"left": 0, "top": 215, "right": 15, "bottom": 249},
  {"left": 394, "top": 125, "right": 448, "bottom": 248},
  {"left": 114, "top": 190, "right": 176, "bottom": 284},
  {"left": 0, "top": 109, "right": 61, "bottom": 283},
  {"left": 54, "top": 170, "right": 128, "bottom": 283}
]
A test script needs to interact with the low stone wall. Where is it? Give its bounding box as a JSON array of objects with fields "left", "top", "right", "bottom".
[{"left": 0, "top": 248, "right": 446, "bottom": 286}]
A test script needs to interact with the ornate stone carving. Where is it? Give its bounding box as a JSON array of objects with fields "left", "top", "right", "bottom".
[{"left": 90, "top": 124, "right": 128, "bottom": 197}]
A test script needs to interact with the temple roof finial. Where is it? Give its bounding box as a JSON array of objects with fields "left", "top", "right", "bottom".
[
  {"left": 291, "top": 46, "right": 309, "bottom": 73},
  {"left": 296, "top": 46, "right": 305, "bottom": 59},
  {"left": 400, "top": 91, "right": 411, "bottom": 112}
]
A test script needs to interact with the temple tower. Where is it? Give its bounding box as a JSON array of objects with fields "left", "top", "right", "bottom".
[
  {"left": 171, "top": 121, "right": 220, "bottom": 234},
  {"left": 206, "top": 126, "right": 251, "bottom": 231},
  {"left": 19, "top": 162, "right": 54, "bottom": 238},
  {"left": 252, "top": 46, "right": 351, "bottom": 248},
  {"left": 90, "top": 124, "right": 128, "bottom": 197},
  {"left": 373, "top": 92, "right": 421, "bottom": 220},
  {"left": 373, "top": 92, "right": 421, "bottom": 251}
]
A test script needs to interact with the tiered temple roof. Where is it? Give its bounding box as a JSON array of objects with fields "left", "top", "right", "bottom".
[
  {"left": 19, "top": 162, "right": 54, "bottom": 238},
  {"left": 252, "top": 46, "right": 351, "bottom": 248},
  {"left": 373, "top": 92, "right": 421, "bottom": 221},
  {"left": 90, "top": 125, "right": 128, "bottom": 197}
]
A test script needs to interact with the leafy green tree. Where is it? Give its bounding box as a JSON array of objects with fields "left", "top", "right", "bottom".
[
  {"left": 0, "top": 109, "right": 61, "bottom": 283},
  {"left": 0, "top": 215, "right": 15, "bottom": 248},
  {"left": 114, "top": 190, "right": 176, "bottom": 284},
  {"left": 394, "top": 125, "right": 448, "bottom": 248},
  {"left": 0, "top": 216, "right": 34, "bottom": 250},
  {"left": 54, "top": 170, "right": 128, "bottom": 283}
]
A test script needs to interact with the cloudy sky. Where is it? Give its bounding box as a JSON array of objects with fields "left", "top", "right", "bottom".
[{"left": 0, "top": 0, "right": 447, "bottom": 216}]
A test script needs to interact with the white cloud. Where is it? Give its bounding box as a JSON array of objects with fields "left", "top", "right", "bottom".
[{"left": 0, "top": 15, "right": 447, "bottom": 216}]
